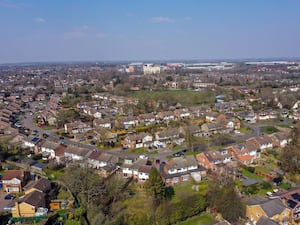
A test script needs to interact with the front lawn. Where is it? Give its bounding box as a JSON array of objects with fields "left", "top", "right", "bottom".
[
  {"left": 241, "top": 168, "right": 263, "bottom": 180},
  {"left": 178, "top": 213, "right": 215, "bottom": 225}
]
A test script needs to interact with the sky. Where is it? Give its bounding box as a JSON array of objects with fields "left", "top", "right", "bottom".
[{"left": 0, "top": 0, "right": 300, "bottom": 63}]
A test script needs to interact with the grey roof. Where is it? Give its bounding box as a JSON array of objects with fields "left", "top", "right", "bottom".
[
  {"left": 21, "top": 190, "right": 45, "bottom": 208},
  {"left": 256, "top": 216, "right": 279, "bottom": 225},
  {"left": 248, "top": 196, "right": 287, "bottom": 217},
  {"left": 243, "top": 178, "right": 261, "bottom": 187},
  {"left": 41, "top": 140, "right": 60, "bottom": 150}
]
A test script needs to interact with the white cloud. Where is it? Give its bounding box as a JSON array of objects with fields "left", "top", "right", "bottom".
[
  {"left": 35, "top": 17, "right": 46, "bottom": 23},
  {"left": 151, "top": 16, "right": 174, "bottom": 23}
]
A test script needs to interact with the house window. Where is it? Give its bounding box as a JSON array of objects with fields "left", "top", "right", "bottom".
[{"left": 182, "top": 175, "right": 189, "bottom": 181}]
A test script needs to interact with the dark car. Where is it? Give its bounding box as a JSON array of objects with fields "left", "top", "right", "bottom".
[
  {"left": 90, "top": 141, "right": 96, "bottom": 145},
  {"left": 43, "top": 133, "right": 49, "bottom": 138},
  {"left": 4, "top": 194, "right": 15, "bottom": 200},
  {"left": 172, "top": 151, "right": 184, "bottom": 157}
]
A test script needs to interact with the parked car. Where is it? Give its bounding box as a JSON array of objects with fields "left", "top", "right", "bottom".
[
  {"left": 172, "top": 151, "right": 184, "bottom": 157},
  {"left": 4, "top": 194, "right": 15, "bottom": 200},
  {"left": 90, "top": 141, "right": 96, "bottom": 145}
]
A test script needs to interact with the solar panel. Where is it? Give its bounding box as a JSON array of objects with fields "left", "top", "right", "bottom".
[
  {"left": 287, "top": 199, "right": 297, "bottom": 208},
  {"left": 291, "top": 193, "right": 300, "bottom": 201}
]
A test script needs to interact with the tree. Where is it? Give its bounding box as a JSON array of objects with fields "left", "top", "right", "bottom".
[{"left": 145, "top": 168, "right": 167, "bottom": 201}]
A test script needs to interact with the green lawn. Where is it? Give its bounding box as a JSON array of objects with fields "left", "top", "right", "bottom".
[
  {"left": 178, "top": 213, "right": 215, "bottom": 225},
  {"left": 279, "top": 182, "right": 292, "bottom": 190},
  {"left": 238, "top": 126, "right": 252, "bottom": 135},
  {"left": 261, "top": 126, "right": 279, "bottom": 134},
  {"left": 44, "top": 168, "right": 64, "bottom": 180},
  {"left": 241, "top": 168, "right": 263, "bottom": 180}
]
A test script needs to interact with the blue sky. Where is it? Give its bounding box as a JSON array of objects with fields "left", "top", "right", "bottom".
[{"left": 0, "top": 0, "right": 300, "bottom": 63}]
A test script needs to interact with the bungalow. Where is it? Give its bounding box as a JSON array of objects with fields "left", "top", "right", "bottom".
[
  {"left": 160, "top": 155, "right": 206, "bottom": 185},
  {"left": 196, "top": 149, "right": 233, "bottom": 171},
  {"left": 12, "top": 191, "right": 48, "bottom": 218},
  {"left": 64, "top": 120, "right": 93, "bottom": 134},
  {"left": 122, "top": 132, "right": 153, "bottom": 149},
  {"left": 2, "top": 170, "right": 31, "bottom": 193},
  {"left": 137, "top": 113, "right": 156, "bottom": 126},
  {"left": 64, "top": 145, "right": 90, "bottom": 162},
  {"left": 246, "top": 196, "right": 290, "bottom": 225},
  {"left": 114, "top": 116, "right": 138, "bottom": 129},
  {"left": 155, "top": 128, "right": 184, "bottom": 145},
  {"left": 23, "top": 178, "right": 52, "bottom": 195}
]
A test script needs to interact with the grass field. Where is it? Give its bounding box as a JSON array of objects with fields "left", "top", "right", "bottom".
[
  {"left": 241, "top": 168, "right": 263, "bottom": 180},
  {"left": 178, "top": 213, "right": 215, "bottom": 225},
  {"left": 128, "top": 90, "right": 216, "bottom": 106}
]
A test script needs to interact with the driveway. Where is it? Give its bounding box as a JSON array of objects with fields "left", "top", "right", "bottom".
[{"left": 0, "top": 190, "right": 14, "bottom": 213}]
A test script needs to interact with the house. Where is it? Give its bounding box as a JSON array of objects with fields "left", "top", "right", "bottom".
[
  {"left": 93, "top": 118, "right": 112, "bottom": 129},
  {"left": 180, "top": 124, "right": 209, "bottom": 137},
  {"left": 174, "top": 108, "right": 191, "bottom": 120},
  {"left": 39, "top": 140, "right": 61, "bottom": 159},
  {"left": 160, "top": 155, "right": 206, "bottom": 185},
  {"left": 256, "top": 217, "right": 280, "bottom": 225},
  {"left": 122, "top": 132, "right": 153, "bottom": 149},
  {"left": 115, "top": 116, "right": 138, "bottom": 129},
  {"left": 201, "top": 123, "right": 224, "bottom": 135},
  {"left": 94, "top": 127, "right": 118, "bottom": 145},
  {"left": 155, "top": 128, "right": 184, "bottom": 145},
  {"left": 23, "top": 178, "right": 52, "bottom": 195},
  {"left": 254, "top": 136, "right": 273, "bottom": 151},
  {"left": 205, "top": 112, "right": 219, "bottom": 122},
  {"left": 87, "top": 151, "right": 118, "bottom": 169},
  {"left": 64, "top": 121, "right": 93, "bottom": 134},
  {"left": 12, "top": 191, "right": 47, "bottom": 218},
  {"left": 227, "top": 144, "right": 254, "bottom": 165},
  {"left": 53, "top": 144, "right": 67, "bottom": 163},
  {"left": 64, "top": 145, "right": 90, "bottom": 162},
  {"left": 279, "top": 187, "right": 300, "bottom": 221},
  {"left": 2, "top": 170, "right": 31, "bottom": 193},
  {"left": 245, "top": 138, "right": 261, "bottom": 159},
  {"left": 137, "top": 113, "right": 156, "bottom": 126},
  {"left": 270, "top": 132, "right": 291, "bottom": 148},
  {"left": 156, "top": 111, "right": 176, "bottom": 123},
  {"left": 246, "top": 196, "right": 290, "bottom": 225},
  {"left": 196, "top": 149, "right": 233, "bottom": 171},
  {"left": 121, "top": 158, "right": 152, "bottom": 181}
]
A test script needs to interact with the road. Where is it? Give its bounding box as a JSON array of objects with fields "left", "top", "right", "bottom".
[{"left": 20, "top": 102, "right": 293, "bottom": 162}]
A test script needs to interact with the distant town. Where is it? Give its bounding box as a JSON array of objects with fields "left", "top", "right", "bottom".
[{"left": 0, "top": 60, "right": 300, "bottom": 225}]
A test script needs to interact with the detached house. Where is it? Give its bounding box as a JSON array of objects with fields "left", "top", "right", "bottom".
[
  {"left": 122, "top": 132, "right": 153, "bottom": 149},
  {"left": 254, "top": 136, "right": 274, "bottom": 151},
  {"left": 201, "top": 123, "right": 224, "bottom": 135},
  {"left": 160, "top": 155, "right": 206, "bottom": 185},
  {"left": 2, "top": 170, "right": 31, "bottom": 193},
  {"left": 39, "top": 140, "right": 61, "bottom": 159},
  {"left": 12, "top": 191, "right": 48, "bottom": 218}
]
